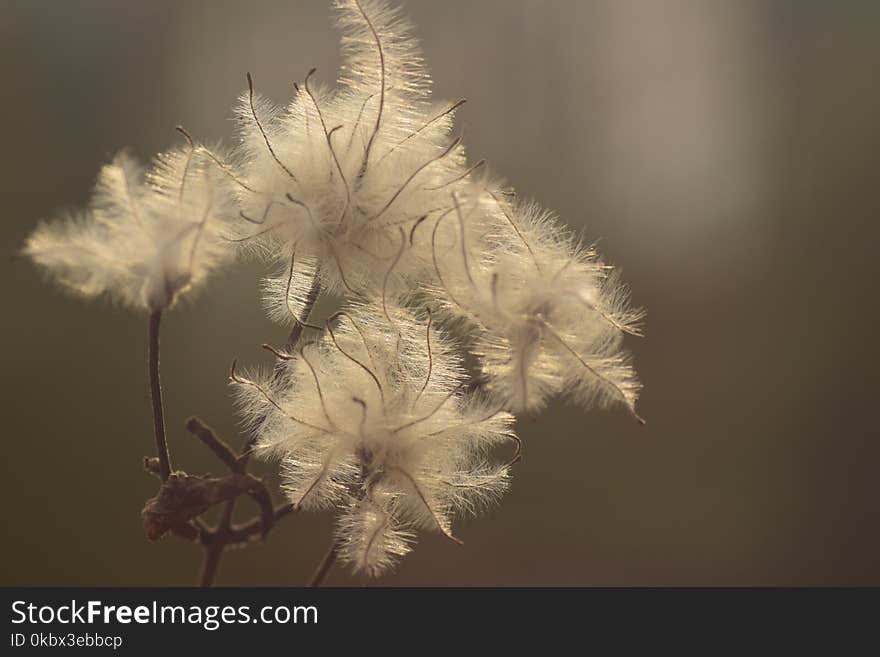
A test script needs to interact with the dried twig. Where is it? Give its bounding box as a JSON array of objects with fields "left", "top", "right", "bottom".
[{"left": 140, "top": 274, "right": 323, "bottom": 587}]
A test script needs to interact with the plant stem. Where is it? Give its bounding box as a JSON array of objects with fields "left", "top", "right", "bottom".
[
  {"left": 148, "top": 310, "right": 172, "bottom": 481},
  {"left": 241, "top": 274, "right": 323, "bottom": 469},
  {"left": 285, "top": 273, "right": 323, "bottom": 352},
  {"left": 309, "top": 541, "right": 339, "bottom": 587},
  {"left": 200, "top": 498, "right": 234, "bottom": 587},
  {"left": 199, "top": 274, "right": 322, "bottom": 586},
  {"left": 199, "top": 546, "right": 224, "bottom": 587}
]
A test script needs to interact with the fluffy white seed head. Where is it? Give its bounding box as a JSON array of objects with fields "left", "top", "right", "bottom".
[
  {"left": 233, "top": 302, "right": 516, "bottom": 576},
  {"left": 430, "top": 189, "right": 645, "bottom": 418},
  {"left": 221, "top": 0, "right": 473, "bottom": 301},
  {"left": 23, "top": 145, "right": 234, "bottom": 312}
]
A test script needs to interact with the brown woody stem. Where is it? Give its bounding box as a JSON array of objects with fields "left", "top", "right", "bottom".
[
  {"left": 148, "top": 310, "right": 172, "bottom": 481},
  {"left": 198, "top": 272, "right": 322, "bottom": 586},
  {"left": 309, "top": 541, "right": 339, "bottom": 587}
]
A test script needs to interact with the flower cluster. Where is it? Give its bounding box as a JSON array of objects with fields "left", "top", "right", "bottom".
[{"left": 23, "top": 0, "right": 643, "bottom": 577}]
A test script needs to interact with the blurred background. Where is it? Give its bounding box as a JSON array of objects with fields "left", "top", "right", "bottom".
[{"left": 2, "top": 0, "right": 878, "bottom": 586}]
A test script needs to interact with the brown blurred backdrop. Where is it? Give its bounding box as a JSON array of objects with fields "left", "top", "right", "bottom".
[{"left": 2, "top": 0, "right": 878, "bottom": 586}]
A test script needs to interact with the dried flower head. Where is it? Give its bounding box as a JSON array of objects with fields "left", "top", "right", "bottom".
[
  {"left": 430, "top": 186, "right": 645, "bottom": 419},
  {"left": 23, "top": 141, "right": 233, "bottom": 312},
  {"left": 218, "top": 0, "right": 472, "bottom": 301},
  {"left": 234, "top": 303, "right": 516, "bottom": 576}
]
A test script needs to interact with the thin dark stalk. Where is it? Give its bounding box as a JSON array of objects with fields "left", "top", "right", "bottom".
[
  {"left": 148, "top": 310, "right": 172, "bottom": 481},
  {"left": 242, "top": 272, "right": 323, "bottom": 469},
  {"left": 200, "top": 498, "right": 234, "bottom": 587},
  {"left": 309, "top": 541, "right": 339, "bottom": 587},
  {"left": 199, "top": 273, "right": 322, "bottom": 586},
  {"left": 285, "top": 273, "right": 323, "bottom": 353},
  {"left": 199, "top": 546, "right": 223, "bottom": 587},
  {"left": 225, "top": 503, "right": 294, "bottom": 544}
]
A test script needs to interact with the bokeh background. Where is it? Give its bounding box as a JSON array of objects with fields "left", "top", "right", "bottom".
[{"left": 2, "top": 0, "right": 878, "bottom": 586}]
